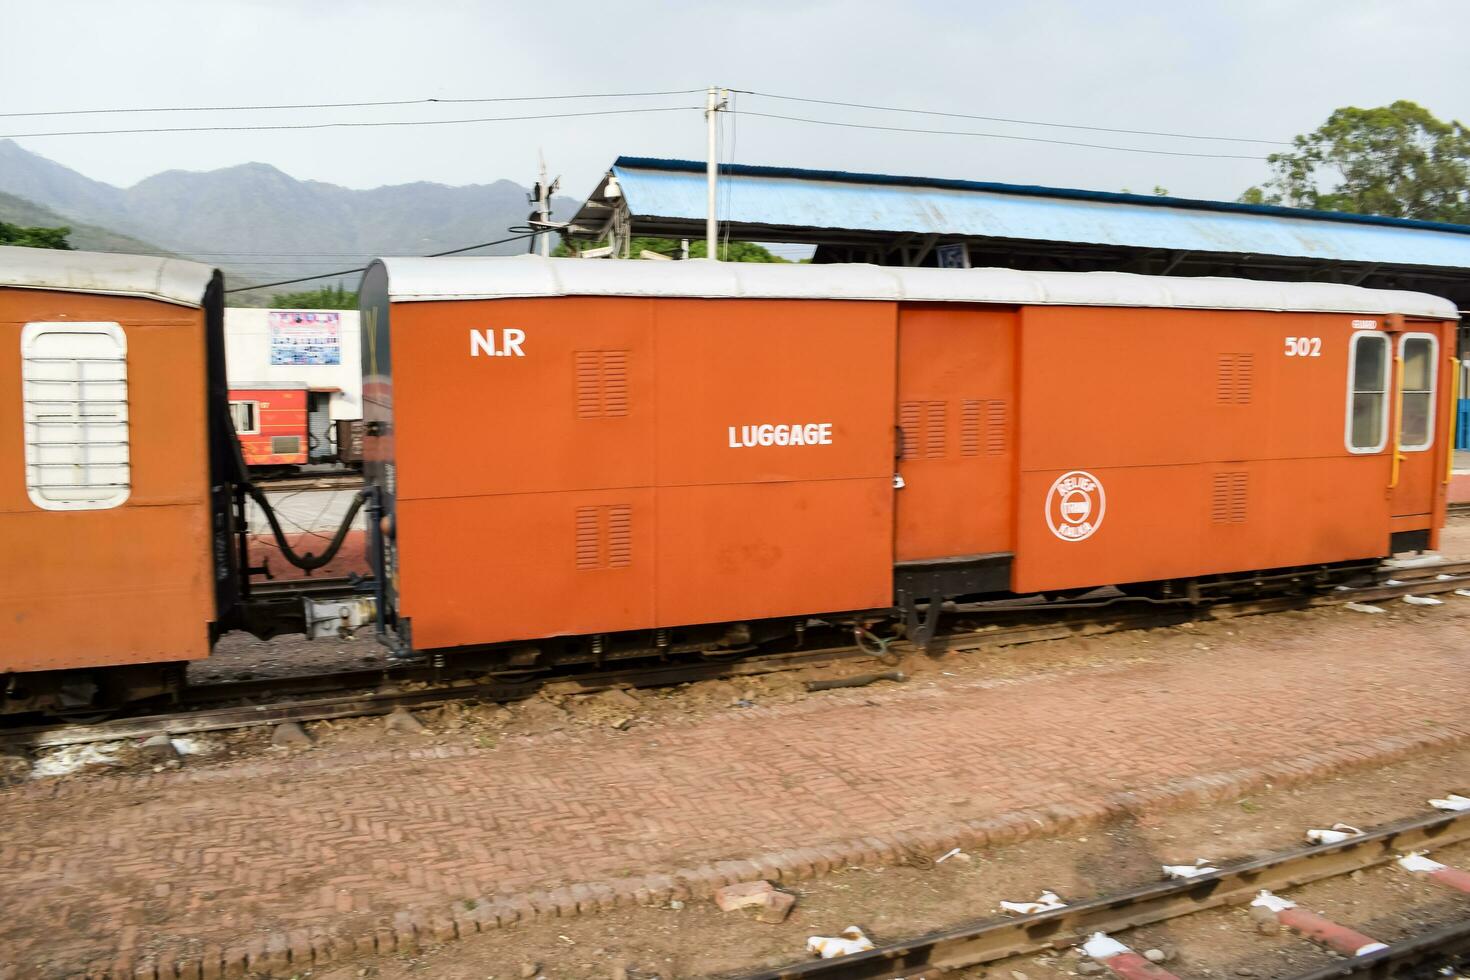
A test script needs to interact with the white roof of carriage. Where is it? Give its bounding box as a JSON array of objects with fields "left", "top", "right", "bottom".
[
  {"left": 375, "top": 255, "right": 1459, "bottom": 319},
  {"left": 0, "top": 245, "right": 216, "bottom": 308}
]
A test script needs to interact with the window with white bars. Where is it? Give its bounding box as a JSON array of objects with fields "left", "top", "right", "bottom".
[
  {"left": 229, "top": 400, "right": 260, "bottom": 435},
  {"left": 21, "top": 322, "right": 131, "bottom": 511}
]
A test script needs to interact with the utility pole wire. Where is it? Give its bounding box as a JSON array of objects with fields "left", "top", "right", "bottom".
[
  {"left": 732, "top": 110, "right": 1271, "bottom": 160},
  {"left": 222, "top": 231, "right": 541, "bottom": 294},
  {"left": 0, "top": 89, "right": 708, "bottom": 119},
  {"left": 734, "top": 89, "right": 1291, "bottom": 146},
  {"left": 0, "top": 105, "right": 700, "bottom": 140}
]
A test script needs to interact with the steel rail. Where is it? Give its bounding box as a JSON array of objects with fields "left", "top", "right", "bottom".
[
  {"left": 729, "top": 808, "right": 1470, "bottom": 980},
  {"left": 1281, "top": 919, "right": 1470, "bottom": 980},
  {"left": 0, "top": 646, "right": 880, "bottom": 749},
  {"left": 8, "top": 560, "right": 1470, "bottom": 749}
]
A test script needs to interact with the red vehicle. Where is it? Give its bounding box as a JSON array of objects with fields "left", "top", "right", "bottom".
[{"left": 228, "top": 386, "right": 309, "bottom": 467}]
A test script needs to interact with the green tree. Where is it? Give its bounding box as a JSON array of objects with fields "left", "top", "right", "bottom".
[
  {"left": 0, "top": 222, "right": 72, "bottom": 249},
  {"left": 556, "top": 236, "right": 789, "bottom": 262},
  {"left": 1241, "top": 101, "right": 1470, "bottom": 222},
  {"left": 270, "top": 283, "right": 358, "bottom": 309}
]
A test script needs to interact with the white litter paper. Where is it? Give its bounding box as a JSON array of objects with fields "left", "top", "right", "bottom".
[
  {"left": 999, "top": 890, "right": 1066, "bottom": 915},
  {"left": 1162, "top": 861, "right": 1219, "bottom": 879},
  {"left": 1431, "top": 794, "right": 1470, "bottom": 812},
  {"left": 1356, "top": 943, "right": 1389, "bottom": 956},
  {"left": 30, "top": 742, "right": 123, "bottom": 778},
  {"left": 1250, "top": 890, "right": 1296, "bottom": 913},
  {"left": 1344, "top": 602, "right": 1385, "bottom": 614},
  {"left": 1404, "top": 595, "right": 1444, "bottom": 606},
  {"left": 1456, "top": 589, "right": 1470, "bottom": 598},
  {"left": 1307, "top": 823, "right": 1362, "bottom": 845},
  {"left": 1082, "top": 933, "right": 1130, "bottom": 960},
  {"left": 1398, "top": 852, "right": 1447, "bottom": 874},
  {"left": 807, "top": 926, "right": 875, "bottom": 959},
  {"left": 169, "top": 737, "right": 214, "bottom": 756},
  {"left": 1384, "top": 555, "right": 1447, "bottom": 569}
]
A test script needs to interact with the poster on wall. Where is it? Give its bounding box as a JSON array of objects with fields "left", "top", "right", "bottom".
[{"left": 269, "top": 311, "right": 341, "bottom": 365}]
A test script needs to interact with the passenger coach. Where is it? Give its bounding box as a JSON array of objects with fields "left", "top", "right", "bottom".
[
  {"left": 0, "top": 246, "right": 239, "bottom": 712},
  {"left": 359, "top": 257, "right": 1460, "bottom": 659}
]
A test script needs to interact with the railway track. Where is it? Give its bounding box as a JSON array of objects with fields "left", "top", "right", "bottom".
[
  {"left": 733, "top": 806, "right": 1470, "bottom": 980},
  {"left": 6, "top": 558, "right": 1470, "bottom": 751}
]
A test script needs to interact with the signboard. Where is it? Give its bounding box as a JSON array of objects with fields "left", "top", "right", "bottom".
[
  {"left": 269, "top": 311, "right": 341, "bottom": 365},
  {"left": 935, "top": 243, "right": 971, "bottom": 269}
]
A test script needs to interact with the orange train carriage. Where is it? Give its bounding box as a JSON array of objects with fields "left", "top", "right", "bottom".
[
  {"left": 360, "top": 257, "right": 1459, "bottom": 660},
  {"left": 0, "top": 247, "right": 241, "bottom": 712},
  {"left": 0, "top": 245, "right": 1461, "bottom": 714}
]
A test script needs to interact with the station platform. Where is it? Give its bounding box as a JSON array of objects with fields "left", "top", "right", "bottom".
[{"left": 5, "top": 590, "right": 1470, "bottom": 976}]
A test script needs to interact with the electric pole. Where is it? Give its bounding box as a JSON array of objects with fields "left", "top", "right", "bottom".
[
  {"left": 529, "top": 150, "right": 560, "bottom": 257},
  {"left": 705, "top": 86, "right": 728, "bottom": 260}
]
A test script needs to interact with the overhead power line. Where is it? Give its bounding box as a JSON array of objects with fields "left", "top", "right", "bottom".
[
  {"left": 222, "top": 231, "right": 540, "bottom": 294},
  {"left": 735, "top": 89, "right": 1290, "bottom": 146},
  {"left": 731, "top": 110, "right": 1271, "bottom": 160},
  {"left": 0, "top": 105, "right": 698, "bottom": 139},
  {"left": 0, "top": 88, "right": 707, "bottom": 119}
]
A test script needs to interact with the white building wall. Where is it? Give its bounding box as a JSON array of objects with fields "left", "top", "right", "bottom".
[{"left": 223, "top": 308, "right": 362, "bottom": 421}]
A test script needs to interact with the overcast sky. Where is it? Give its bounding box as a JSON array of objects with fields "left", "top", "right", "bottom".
[{"left": 5, "top": 0, "right": 1470, "bottom": 208}]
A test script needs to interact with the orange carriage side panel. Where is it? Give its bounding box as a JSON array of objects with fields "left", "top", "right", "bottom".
[
  {"left": 397, "top": 489, "right": 656, "bottom": 648},
  {"left": 893, "top": 304, "right": 1017, "bottom": 561},
  {"left": 0, "top": 290, "right": 215, "bottom": 671},
  {"left": 651, "top": 299, "right": 896, "bottom": 626},
  {"left": 1012, "top": 306, "right": 1394, "bottom": 594},
  {"left": 393, "top": 297, "right": 656, "bottom": 500},
  {"left": 387, "top": 296, "right": 896, "bottom": 649},
  {"left": 389, "top": 298, "right": 657, "bottom": 649}
]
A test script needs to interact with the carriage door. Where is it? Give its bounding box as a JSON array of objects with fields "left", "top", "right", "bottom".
[
  {"left": 894, "top": 304, "right": 1017, "bottom": 562},
  {"left": 1384, "top": 319, "right": 1447, "bottom": 537}
]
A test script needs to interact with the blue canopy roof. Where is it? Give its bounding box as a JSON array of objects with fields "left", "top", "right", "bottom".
[{"left": 605, "top": 157, "right": 1470, "bottom": 271}]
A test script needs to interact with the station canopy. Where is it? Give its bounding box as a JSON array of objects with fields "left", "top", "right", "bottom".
[{"left": 567, "top": 157, "right": 1470, "bottom": 311}]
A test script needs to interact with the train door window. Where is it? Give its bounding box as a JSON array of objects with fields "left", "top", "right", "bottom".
[
  {"left": 229, "top": 400, "right": 260, "bottom": 435},
  {"left": 1398, "top": 333, "right": 1438, "bottom": 451},
  {"left": 20, "top": 321, "right": 130, "bottom": 511},
  {"left": 1346, "top": 332, "right": 1390, "bottom": 454}
]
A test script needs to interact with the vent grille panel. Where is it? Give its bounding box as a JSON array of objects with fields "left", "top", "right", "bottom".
[
  {"left": 985, "top": 400, "right": 1007, "bottom": 456},
  {"left": 923, "top": 401, "right": 947, "bottom": 458},
  {"left": 960, "top": 400, "right": 981, "bottom": 457},
  {"left": 899, "top": 400, "right": 948, "bottom": 460},
  {"left": 575, "top": 350, "right": 630, "bottom": 419},
  {"left": 1216, "top": 353, "right": 1254, "bottom": 405},
  {"left": 575, "top": 504, "right": 633, "bottom": 570},
  {"left": 606, "top": 505, "right": 632, "bottom": 568},
  {"left": 1211, "top": 471, "right": 1249, "bottom": 524}
]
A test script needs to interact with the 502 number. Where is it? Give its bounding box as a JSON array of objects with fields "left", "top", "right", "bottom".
[{"left": 1284, "top": 336, "right": 1322, "bottom": 357}]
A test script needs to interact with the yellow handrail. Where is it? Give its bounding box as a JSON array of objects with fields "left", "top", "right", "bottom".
[
  {"left": 1448, "top": 354, "right": 1461, "bottom": 486},
  {"left": 1390, "top": 354, "right": 1405, "bottom": 489}
]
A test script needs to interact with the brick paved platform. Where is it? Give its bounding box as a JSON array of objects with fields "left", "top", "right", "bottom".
[{"left": 4, "top": 604, "right": 1470, "bottom": 978}]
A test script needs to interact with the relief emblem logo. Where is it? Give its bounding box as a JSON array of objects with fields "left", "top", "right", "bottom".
[{"left": 1045, "top": 470, "right": 1106, "bottom": 542}]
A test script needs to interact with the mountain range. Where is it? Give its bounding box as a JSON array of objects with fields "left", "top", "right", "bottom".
[{"left": 0, "top": 140, "right": 581, "bottom": 299}]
